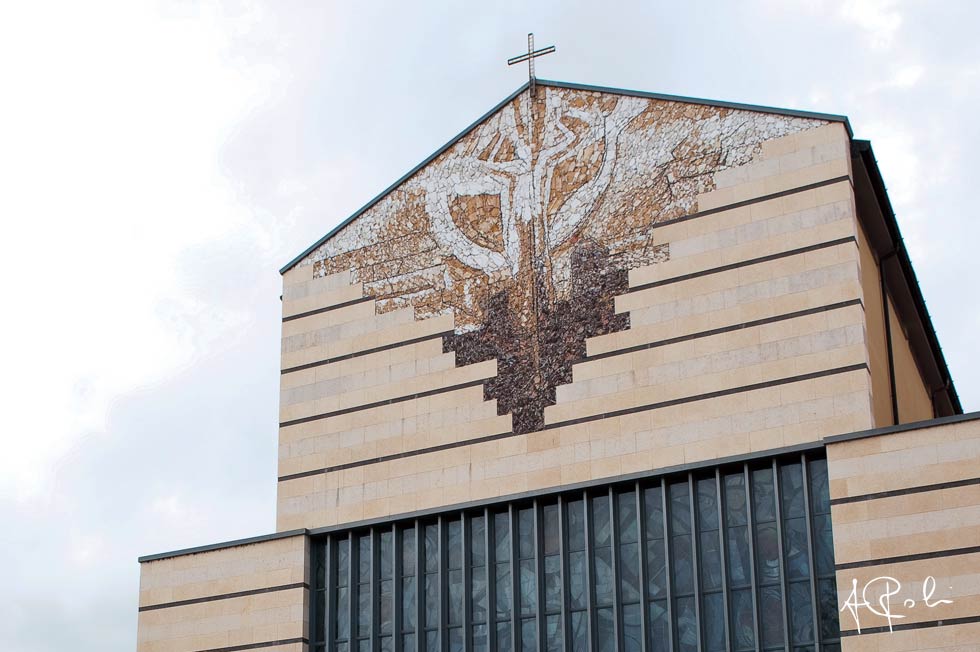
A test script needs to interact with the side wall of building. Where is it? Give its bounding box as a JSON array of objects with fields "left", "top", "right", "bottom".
[
  {"left": 137, "top": 534, "right": 309, "bottom": 652},
  {"left": 888, "top": 296, "right": 934, "bottom": 423},
  {"left": 827, "top": 416, "right": 980, "bottom": 651},
  {"left": 276, "top": 123, "right": 880, "bottom": 532},
  {"left": 854, "top": 209, "right": 935, "bottom": 427},
  {"left": 856, "top": 219, "right": 893, "bottom": 427}
]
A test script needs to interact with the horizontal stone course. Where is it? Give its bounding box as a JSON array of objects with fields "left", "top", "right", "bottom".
[
  {"left": 546, "top": 334, "right": 866, "bottom": 424},
  {"left": 565, "top": 307, "right": 863, "bottom": 398},
  {"left": 836, "top": 552, "right": 980, "bottom": 632},
  {"left": 275, "top": 369, "right": 871, "bottom": 530},
  {"left": 631, "top": 189, "right": 855, "bottom": 286},
  {"left": 282, "top": 280, "right": 364, "bottom": 320},
  {"left": 277, "top": 384, "right": 490, "bottom": 445},
  {"left": 279, "top": 350, "right": 456, "bottom": 408},
  {"left": 277, "top": 359, "right": 496, "bottom": 424},
  {"left": 277, "top": 412, "right": 511, "bottom": 479},
  {"left": 828, "top": 420, "right": 980, "bottom": 498},
  {"left": 280, "top": 304, "right": 409, "bottom": 355},
  {"left": 838, "top": 620, "right": 980, "bottom": 651},
  {"left": 826, "top": 417, "right": 980, "bottom": 650},
  {"left": 715, "top": 125, "right": 849, "bottom": 189},
  {"left": 696, "top": 157, "right": 851, "bottom": 212},
  {"left": 137, "top": 536, "right": 307, "bottom": 652},
  {"left": 618, "top": 239, "right": 858, "bottom": 315},
  {"left": 280, "top": 312, "right": 453, "bottom": 371}
]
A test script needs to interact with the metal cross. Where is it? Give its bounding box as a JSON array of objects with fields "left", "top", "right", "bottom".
[{"left": 507, "top": 33, "right": 555, "bottom": 96}]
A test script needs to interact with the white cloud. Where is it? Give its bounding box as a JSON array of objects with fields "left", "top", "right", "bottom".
[
  {"left": 887, "top": 63, "right": 925, "bottom": 88},
  {"left": 0, "top": 1, "right": 278, "bottom": 498},
  {"left": 838, "top": 0, "right": 903, "bottom": 48},
  {"left": 67, "top": 529, "right": 105, "bottom": 566}
]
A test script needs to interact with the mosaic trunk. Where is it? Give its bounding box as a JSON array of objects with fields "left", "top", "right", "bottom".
[{"left": 301, "top": 85, "right": 827, "bottom": 433}]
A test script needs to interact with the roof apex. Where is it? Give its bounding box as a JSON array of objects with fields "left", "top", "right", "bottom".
[{"left": 280, "top": 79, "right": 851, "bottom": 274}]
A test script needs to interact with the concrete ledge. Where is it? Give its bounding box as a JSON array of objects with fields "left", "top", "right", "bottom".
[
  {"left": 823, "top": 410, "right": 980, "bottom": 444},
  {"left": 138, "top": 529, "right": 307, "bottom": 564}
]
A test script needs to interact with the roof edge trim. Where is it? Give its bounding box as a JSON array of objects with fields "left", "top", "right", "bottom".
[
  {"left": 538, "top": 79, "right": 853, "bottom": 136},
  {"left": 279, "top": 79, "right": 852, "bottom": 274},
  {"left": 137, "top": 529, "right": 308, "bottom": 563},
  {"left": 851, "top": 139, "right": 961, "bottom": 414},
  {"left": 824, "top": 410, "right": 979, "bottom": 444},
  {"left": 279, "top": 81, "right": 531, "bottom": 274}
]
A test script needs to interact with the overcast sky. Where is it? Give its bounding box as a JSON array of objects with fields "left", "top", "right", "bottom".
[{"left": 0, "top": 1, "right": 977, "bottom": 650}]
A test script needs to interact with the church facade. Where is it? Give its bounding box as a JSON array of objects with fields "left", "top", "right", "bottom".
[{"left": 136, "top": 81, "right": 979, "bottom": 652}]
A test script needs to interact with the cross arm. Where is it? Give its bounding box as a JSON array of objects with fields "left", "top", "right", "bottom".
[{"left": 507, "top": 46, "right": 556, "bottom": 66}]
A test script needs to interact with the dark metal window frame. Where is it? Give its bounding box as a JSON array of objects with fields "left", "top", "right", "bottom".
[{"left": 310, "top": 452, "right": 841, "bottom": 652}]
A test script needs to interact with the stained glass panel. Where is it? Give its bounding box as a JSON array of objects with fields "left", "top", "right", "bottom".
[{"left": 310, "top": 455, "right": 839, "bottom": 652}]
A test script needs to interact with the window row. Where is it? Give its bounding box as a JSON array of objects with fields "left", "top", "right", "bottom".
[{"left": 311, "top": 454, "right": 840, "bottom": 652}]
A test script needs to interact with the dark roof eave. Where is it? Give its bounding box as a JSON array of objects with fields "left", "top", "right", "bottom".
[
  {"left": 851, "top": 139, "right": 962, "bottom": 415},
  {"left": 279, "top": 79, "right": 851, "bottom": 274}
]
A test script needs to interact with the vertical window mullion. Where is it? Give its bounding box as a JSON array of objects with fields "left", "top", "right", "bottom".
[
  {"left": 688, "top": 474, "right": 701, "bottom": 651},
  {"left": 545, "top": 499, "right": 569, "bottom": 652},
  {"left": 312, "top": 540, "right": 321, "bottom": 649},
  {"left": 394, "top": 525, "right": 403, "bottom": 652},
  {"left": 583, "top": 491, "right": 596, "bottom": 650},
  {"left": 800, "top": 455, "right": 821, "bottom": 650},
  {"left": 464, "top": 513, "right": 473, "bottom": 652},
  {"left": 325, "top": 536, "right": 334, "bottom": 651},
  {"left": 534, "top": 500, "right": 544, "bottom": 652},
  {"left": 721, "top": 470, "right": 752, "bottom": 652},
  {"left": 635, "top": 483, "right": 649, "bottom": 652},
  {"left": 350, "top": 532, "right": 357, "bottom": 652},
  {"left": 743, "top": 465, "right": 759, "bottom": 651},
  {"left": 565, "top": 494, "right": 589, "bottom": 652},
  {"left": 510, "top": 504, "right": 519, "bottom": 648},
  {"left": 373, "top": 529, "right": 380, "bottom": 652},
  {"left": 715, "top": 470, "right": 731, "bottom": 652},
  {"left": 771, "top": 461, "right": 789, "bottom": 652},
  {"left": 805, "top": 457, "right": 840, "bottom": 645},
  {"left": 440, "top": 516, "right": 448, "bottom": 652},
  {"left": 559, "top": 495, "right": 571, "bottom": 652},
  {"left": 415, "top": 520, "right": 424, "bottom": 652},
  {"left": 661, "top": 479, "right": 674, "bottom": 652},
  {"left": 485, "top": 508, "right": 496, "bottom": 652},
  {"left": 609, "top": 487, "right": 622, "bottom": 652}
]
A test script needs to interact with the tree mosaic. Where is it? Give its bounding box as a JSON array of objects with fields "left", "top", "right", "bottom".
[{"left": 301, "top": 85, "right": 826, "bottom": 433}]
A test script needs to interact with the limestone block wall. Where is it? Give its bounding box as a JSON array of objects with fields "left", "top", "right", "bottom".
[
  {"left": 137, "top": 533, "right": 308, "bottom": 652},
  {"left": 888, "top": 296, "right": 934, "bottom": 423},
  {"left": 856, "top": 220, "right": 894, "bottom": 427},
  {"left": 275, "top": 122, "right": 883, "bottom": 533},
  {"left": 826, "top": 415, "right": 980, "bottom": 651},
  {"left": 537, "top": 122, "right": 873, "bottom": 483},
  {"left": 277, "top": 268, "right": 507, "bottom": 531},
  {"left": 855, "top": 214, "right": 935, "bottom": 428}
]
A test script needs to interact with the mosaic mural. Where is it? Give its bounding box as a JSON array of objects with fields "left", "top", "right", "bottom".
[{"left": 299, "top": 85, "right": 827, "bottom": 433}]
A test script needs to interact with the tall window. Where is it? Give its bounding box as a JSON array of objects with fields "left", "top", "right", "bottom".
[
  {"left": 310, "top": 453, "right": 840, "bottom": 651},
  {"left": 471, "top": 514, "right": 488, "bottom": 652}
]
